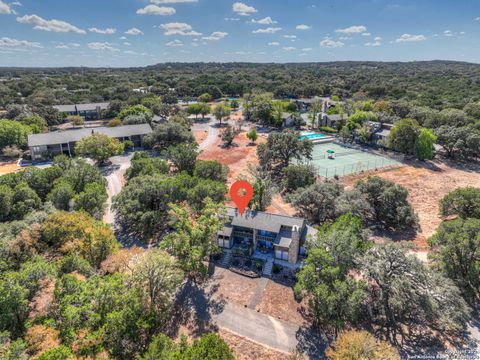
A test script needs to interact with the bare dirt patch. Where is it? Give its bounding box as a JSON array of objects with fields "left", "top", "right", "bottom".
[
  {"left": 256, "top": 280, "right": 307, "bottom": 326},
  {"left": 267, "top": 193, "right": 296, "bottom": 216},
  {"left": 210, "top": 269, "right": 307, "bottom": 326},
  {"left": 218, "top": 329, "right": 290, "bottom": 360},
  {"left": 29, "top": 278, "right": 55, "bottom": 319},
  {"left": 0, "top": 161, "right": 21, "bottom": 175},
  {"left": 193, "top": 129, "right": 208, "bottom": 145},
  {"left": 342, "top": 160, "right": 480, "bottom": 249},
  {"left": 198, "top": 131, "right": 266, "bottom": 184},
  {"left": 210, "top": 269, "right": 260, "bottom": 307}
]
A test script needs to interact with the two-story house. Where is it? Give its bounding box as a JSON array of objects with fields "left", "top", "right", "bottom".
[{"left": 217, "top": 207, "right": 317, "bottom": 265}]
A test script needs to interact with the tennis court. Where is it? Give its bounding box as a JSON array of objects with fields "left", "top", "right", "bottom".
[{"left": 305, "top": 142, "right": 401, "bottom": 178}]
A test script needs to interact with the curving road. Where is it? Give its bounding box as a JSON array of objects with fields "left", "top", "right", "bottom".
[{"left": 102, "top": 153, "right": 133, "bottom": 225}]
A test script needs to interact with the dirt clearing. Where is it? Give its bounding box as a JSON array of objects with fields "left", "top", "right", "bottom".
[
  {"left": 219, "top": 329, "right": 290, "bottom": 360},
  {"left": 198, "top": 131, "right": 266, "bottom": 183},
  {"left": 193, "top": 129, "right": 208, "bottom": 145},
  {"left": 342, "top": 161, "right": 480, "bottom": 249},
  {"left": 256, "top": 281, "right": 307, "bottom": 326},
  {"left": 0, "top": 161, "right": 21, "bottom": 175}
]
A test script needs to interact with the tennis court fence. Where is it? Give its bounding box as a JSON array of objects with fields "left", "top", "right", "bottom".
[{"left": 312, "top": 157, "right": 400, "bottom": 178}]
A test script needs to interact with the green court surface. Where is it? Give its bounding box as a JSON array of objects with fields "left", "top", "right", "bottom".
[{"left": 306, "top": 142, "right": 401, "bottom": 178}]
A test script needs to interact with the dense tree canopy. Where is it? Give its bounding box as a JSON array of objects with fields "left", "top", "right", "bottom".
[
  {"left": 439, "top": 187, "right": 480, "bottom": 219},
  {"left": 257, "top": 130, "right": 313, "bottom": 174},
  {"left": 75, "top": 133, "right": 125, "bottom": 163},
  {"left": 429, "top": 218, "right": 480, "bottom": 308}
]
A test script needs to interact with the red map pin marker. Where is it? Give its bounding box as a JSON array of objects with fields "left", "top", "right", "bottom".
[{"left": 229, "top": 180, "right": 253, "bottom": 215}]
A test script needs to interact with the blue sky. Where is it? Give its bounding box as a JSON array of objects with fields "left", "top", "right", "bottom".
[{"left": 1, "top": 0, "right": 479, "bottom": 67}]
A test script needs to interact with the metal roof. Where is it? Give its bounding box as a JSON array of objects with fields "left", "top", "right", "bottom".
[
  {"left": 28, "top": 124, "right": 152, "bottom": 147},
  {"left": 376, "top": 129, "right": 391, "bottom": 137},
  {"left": 275, "top": 230, "right": 293, "bottom": 248},
  {"left": 218, "top": 224, "right": 233, "bottom": 237},
  {"left": 325, "top": 114, "right": 345, "bottom": 121},
  {"left": 226, "top": 207, "right": 305, "bottom": 234},
  {"left": 53, "top": 102, "right": 110, "bottom": 112}
]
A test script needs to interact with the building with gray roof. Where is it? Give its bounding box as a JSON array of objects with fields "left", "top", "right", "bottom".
[
  {"left": 217, "top": 207, "right": 317, "bottom": 264},
  {"left": 53, "top": 102, "right": 109, "bottom": 120},
  {"left": 28, "top": 124, "right": 152, "bottom": 161}
]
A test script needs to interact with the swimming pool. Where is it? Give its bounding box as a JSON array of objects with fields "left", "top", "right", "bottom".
[{"left": 299, "top": 132, "right": 327, "bottom": 141}]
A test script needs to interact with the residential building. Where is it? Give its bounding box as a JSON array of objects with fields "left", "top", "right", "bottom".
[
  {"left": 281, "top": 112, "right": 296, "bottom": 127},
  {"left": 28, "top": 124, "right": 152, "bottom": 161},
  {"left": 217, "top": 207, "right": 317, "bottom": 265},
  {"left": 53, "top": 102, "right": 110, "bottom": 120},
  {"left": 319, "top": 113, "right": 346, "bottom": 128},
  {"left": 372, "top": 123, "right": 393, "bottom": 146}
]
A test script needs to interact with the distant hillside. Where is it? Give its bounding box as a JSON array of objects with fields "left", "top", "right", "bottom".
[{"left": 1, "top": 61, "right": 479, "bottom": 109}]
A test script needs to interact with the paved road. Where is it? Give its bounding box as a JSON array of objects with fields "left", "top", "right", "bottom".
[
  {"left": 195, "top": 118, "right": 219, "bottom": 151},
  {"left": 212, "top": 300, "right": 300, "bottom": 354},
  {"left": 102, "top": 153, "right": 133, "bottom": 224}
]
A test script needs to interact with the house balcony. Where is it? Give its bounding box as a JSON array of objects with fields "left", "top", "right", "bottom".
[{"left": 233, "top": 230, "right": 254, "bottom": 239}]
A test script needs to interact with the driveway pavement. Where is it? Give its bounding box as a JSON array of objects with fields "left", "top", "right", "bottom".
[
  {"left": 212, "top": 300, "right": 300, "bottom": 353},
  {"left": 102, "top": 153, "right": 133, "bottom": 224}
]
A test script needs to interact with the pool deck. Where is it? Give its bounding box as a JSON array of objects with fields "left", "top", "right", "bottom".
[{"left": 311, "top": 136, "right": 334, "bottom": 144}]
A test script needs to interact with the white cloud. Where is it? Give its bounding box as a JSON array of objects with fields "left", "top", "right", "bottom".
[
  {"left": 339, "top": 36, "right": 351, "bottom": 40},
  {"left": 16, "top": 14, "right": 86, "bottom": 34},
  {"left": 365, "top": 36, "right": 382, "bottom": 47},
  {"left": 283, "top": 35, "right": 296, "bottom": 39},
  {"left": 394, "top": 33, "right": 427, "bottom": 43},
  {"left": 87, "top": 42, "right": 119, "bottom": 51},
  {"left": 268, "top": 41, "right": 280, "bottom": 46},
  {"left": 233, "top": 2, "right": 257, "bottom": 16},
  {"left": 151, "top": 0, "right": 197, "bottom": 3},
  {"left": 224, "top": 17, "right": 239, "bottom": 21},
  {"left": 137, "top": 5, "right": 176, "bottom": 15},
  {"left": 120, "top": 36, "right": 127, "bottom": 40},
  {"left": 0, "top": 0, "right": 14, "bottom": 14},
  {"left": 0, "top": 37, "right": 41, "bottom": 48},
  {"left": 166, "top": 39, "right": 184, "bottom": 47},
  {"left": 475, "top": 16, "right": 480, "bottom": 21},
  {"left": 253, "top": 27, "right": 281, "bottom": 34},
  {"left": 282, "top": 46, "right": 295, "bottom": 51},
  {"left": 202, "top": 31, "right": 228, "bottom": 41},
  {"left": 302, "top": 47, "right": 312, "bottom": 51},
  {"left": 54, "top": 42, "right": 80, "bottom": 49},
  {"left": 125, "top": 27, "right": 144, "bottom": 35},
  {"left": 124, "top": 50, "right": 137, "bottom": 55},
  {"left": 123, "top": 42, "right": 131, "bottom": 46},
  {"left": 444, "top": 30, "right": 453, "bottom": 37},
  {"left": 160, "top": 22, "right": 201, "bottom": 36},
  {"left": 89, "top": 27, "right": 116, "bottom": 34},
  {"left": 296, "top": 24, "right": 311, "bottom": 30},
  {"left": 335, "top": 25, "right": 367, "bottom": 34},
  {"left": 320, "top": 39, "right": 344, "bottom": 48},
  {"left": 361, "top": 32, "right": 371, "bottom": 36},
  {"left": 252, "top": 16, "right": 276, "bottom": 25}
]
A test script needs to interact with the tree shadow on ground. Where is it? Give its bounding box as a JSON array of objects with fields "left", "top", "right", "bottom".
[
  {"left": 113, "top": 227, "right": 149, "bottom": 249},
  {"left": 99, "top": 163, "right": 120, "bottom": 176},
  {"left": 439, "top": 157, "right": 480, "bottom": 174},
  {"left": 368, "top": 322, "right": 478, "bottom": 358},
  {"left": 372, "top": 227, "right": 419, "bottom": 242},
  {"left": 170, "top": 278, "right": 226, "bottom": 338},
  {"left": 295, "top": 323, "right": 330, "bottom": 359},
  {"left": 193, "top": 118, "right": 211, "bottom": 124},
  {"left": 219, "top": 143, "right": 239, "bottom": 149},
  {"left": 212, "top": 122, "right": 228, "bottom": 129}
]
